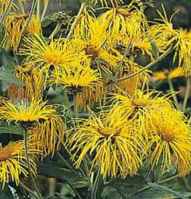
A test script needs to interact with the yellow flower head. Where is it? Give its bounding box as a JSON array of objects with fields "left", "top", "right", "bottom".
[
  {"left": 114, "top": 61, "right": 150, "bottom": 95},
  {"left": 0, "top": 99, "right": 57, "bottom": 123},
  {"left": 68, "top": 111, "right": 144, "bottom": 177},
  {"left": 16, "top": 66, "right": 47, "bottom": 101},
  {"left": 73, "top": 11, "right": 124, "bottom": 69},
  {"left": 148, "top": 8, "right": 177, "bottom": 52},
  {"left": 21, "top": 35, "right": 90, "bottom": 70},
  {"left": 0, "top": 0, "right": 15, "bottom": 14},
  {"left": 112, "top": 90, "right": 171, "bottom": 118},
  {"left": 52, "top": 65, "right": 100, "bottom": 88},
  {"left": 52, "top": 65, "right": 104, "bottom": 109},
  {"left": 29, "top": 115, "right": 65, "bottom": 156},
  {"left": 152, "top": 67, "right": 187, "bottom": 81},
  {"left": 110, "top": 90, "right": 172, "bottom": 138},
  {"left": 174, "top": 30, "right": 191, "bottom": 73},
  {"left": 152, "top": 70, "right": 168, "bottom": 81},
  {"left": 88, "top": 0, "right": 123, "bottom": 7},
  {"left": 147, "top": 108, "right": 191, "bottom": 176},
  {"left": 99, "top": 7, "right": 147, "bottom": 48},
  {"left": 26, "top": 15, "right": 42, "bottom": 35},
  {"left": 0, "top": 141, "right": 38, "bottom": 188},
  {"left": 2, "top": 14, "right": 25, "bottom": 51}
]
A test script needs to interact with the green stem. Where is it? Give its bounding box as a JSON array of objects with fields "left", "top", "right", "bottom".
[
  {"left": 188, "top": 116, "right": 191, "bottom": 124},
  {"left": 41, "top": 0, "right": 49, "bottom": 21},
  {"left": 168, "top": 78, "right": 180, "bottom": 109},
  {"left": 183, "top": 78, "right": 190, "bottom": 112},
  {"left": 66, "top": 2, "right": 86, "bottom": 39},
  {"left": 37, "top": 0, "right": 41, "bottom": 17},
  {"left": 90, "top": 169, "right": 104, "bottom": 199},
  {"left": 23, "top": 127, "right": 43, "bottom": 199},
  {"left": 48, "top": 23, "right": 61, "bottom": 39},
  {"left": 117, "top": 46, "right": 174, "bottom": 82},
  {"left": 17, "top": 0, "right": 37, "bottom": 48},
  {"left": 20, "top": 181, "right": 39, "bottom": 199}
]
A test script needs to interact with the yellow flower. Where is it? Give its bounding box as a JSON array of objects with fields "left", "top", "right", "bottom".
[
  {"left": 29, "top": 116, "right": 65, "bottom": 156},
  {"left": 110, "top": 90, "right": 172, "bottom": 138},
  {"left": 73, "top": 11, "right": 124, "bottom": 70},
  {"left": 0, "top": 99, "right": 56, "bottom": 122},
  {"left": 0, "top": 98, "right": 65, "bottom": 156},
  {"left": 88, "top": 0, "right": 123, "bottom": 7},
  {"left": 112, "top": 90, "right": 171, "bottom": 118},
  {"left": 147, "top": 108, "right": 191, "bottom": 176},
  {"left": 99, "top": 7, "right": 148, "bottom": 52},
  {"left": 52, "top": 64, "right": 104, "bottom": 109},
  {"left": 68, "top": 111, "right": 143, "bottom": 177},
  {"left": 114, "top": 60, "right": 150, "bottom": 95},
  {"left": 0, "top": 0, "right": 15, "bottom": 14},
  {"left": 152, "top": 67, "right": 188, "bottom": 81},
  {"left": 21, "top": 35, "right": 90, "bottom": 70},
  {"left": 2, "top": 14, "right": 25, "bottom": 51},
  {"left": 149, "top": 12, "right": 191, "bottom": 73},
  {"left": 16, "top": 66, "right": 47, "bottom": 100},
  {"left": 174, "top": 30, "right": 191, "bottom": 73},
  {"left": 152, "top": 71, "right": 168, "bottom": 81},
  {"left": 0, "top": 141, "right": 38, "bottom": 188},
  {"left": 148, "top": 8, "right": 177, "bottom": 53},
  {"left": 52, "top": 65, "right": 99, "bottom": 88},
  {"left": 26, "top": 15, "right": 42, "bottom": 35}
]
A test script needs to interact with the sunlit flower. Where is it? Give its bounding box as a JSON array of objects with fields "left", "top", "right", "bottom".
[
  {"left": 68, "top": 111, "right": 144, "bottom": 177},
  {"left": 74, "top": 11, "right": 124, "bottom": 70},
  {"left": 29, "top": 115, "right": 64, "bottom": 156},
  {"left": 88, "top": 0, "right": 123, "bottom": 7},
  {"left": 148, "top": 8, "right": 177, "bottom": 53},
  {"left": 149, "top": 9, "right": 191, "bottom": 73},
  {"left": 0, "top": 99, "right": 56, "bottom": 123},
  {"left": 174, "top": 30, "right": 191, "bottom": 73},
  {"left": 52, "top": 64, "right": 104, "bottom": 109},
  {"left": 26, "top": 15, "right": 42, "bottom": 35},
  {"left": 0, "top": 141, "right": 38, "bottom": 188},
  {"left": 0, "top": 97, "right": 65, "bottom": 156},
  {"left": 2, "top": 14, "right": 25, "bottom": 51},
  {"left": 146, "top": 108, "right": 191, "bottom": 176},
  {"left": 0, "top": 0, "right": 15, "bottom": 14},
  {"left": 16, "top": 66, "right": 47, "bottom": 100},
  {"left": 113, "top": 60, "right": 150, "bottom": 95},
  {"left": 21, "top": 35, "right": 90, "bottom": 71},
  {"left": 152, "top": 67, "right": 187, "bottom": 81},
  {"left": 110, "top": 90, "right": 172, "bottom": 138},
  {"left": 98, "top": 7, "right": 149, "bottom": 54},
  {"left": 52, "top": 65, "right": 98, "bottom": 88}
]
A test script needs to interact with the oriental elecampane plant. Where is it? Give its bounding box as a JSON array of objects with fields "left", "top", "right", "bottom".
[{"left": 1, "top": 0, "right": 191, "bottom": 198}]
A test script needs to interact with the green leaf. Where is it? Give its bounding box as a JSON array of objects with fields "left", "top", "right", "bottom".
[
  {"left": 39, "top": 162, "right": 90, "bottom": 188},
  {"left": 90, "top": 170, "right": 104, "bottom": 199},
  {"left": 0, "top": 124, "right": 24, "bottom": 136},
  {"left": 0, "top": 49, "right": 22, "bottom": 91},
  {"left": 0, "top": 186, "right": 14, "bottom": 199},
  {"left": 148, "top": 183, "right": 191, "bottom": 199}
]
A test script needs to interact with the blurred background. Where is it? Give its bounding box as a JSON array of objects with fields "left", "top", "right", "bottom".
[
  {"left": 25, "top": 0, "right": 191, "bottom": 28},
  {"left": 24, "top": 0, "right": 191, "bottom": 28}
]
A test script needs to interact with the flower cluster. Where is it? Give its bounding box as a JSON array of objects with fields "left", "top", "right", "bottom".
[{"left": 0, "top": 0, "right": 191, "bottom": 192}]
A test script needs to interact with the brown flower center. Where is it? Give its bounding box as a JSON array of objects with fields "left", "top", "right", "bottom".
[{"left": 98, "top": 127, "right": 120, "bottom": 137}]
